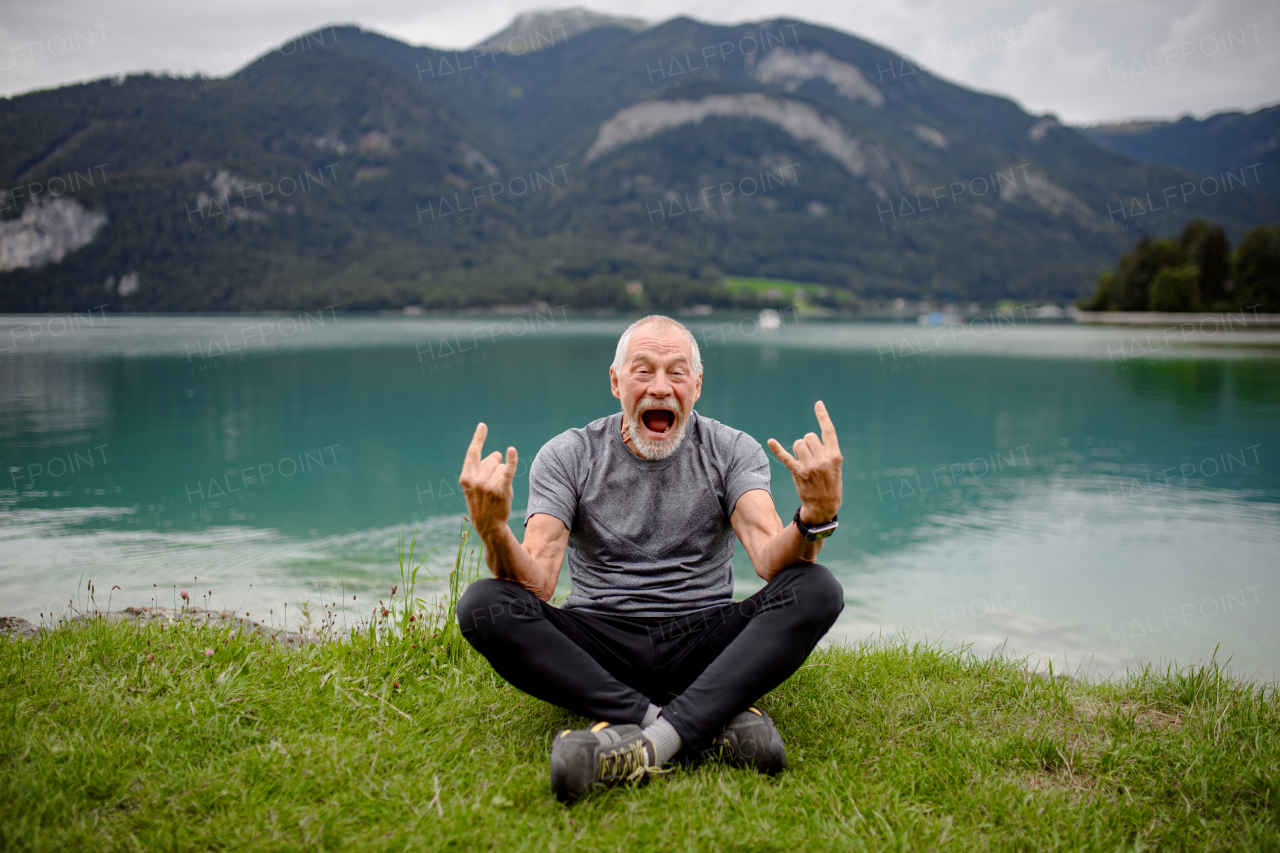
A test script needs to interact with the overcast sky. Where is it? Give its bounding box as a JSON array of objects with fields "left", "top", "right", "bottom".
[{"left": 1, "top": 0, "right": 1276, "bottom": 124}]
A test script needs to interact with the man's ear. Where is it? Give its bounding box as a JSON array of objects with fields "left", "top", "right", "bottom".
[
  {"left": 609, "top": 367, "right": 621, "bottom": 400},
  {"left": 692, "top": 371, "right": 703, "bottom": 403}
]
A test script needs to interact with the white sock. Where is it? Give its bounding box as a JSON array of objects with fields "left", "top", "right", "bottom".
[
  {"left": 642, "top": 716, "right": 683, "bottom": 765},
  {"left": 641, "top": 703, "right": 661, "bottom": 728}
]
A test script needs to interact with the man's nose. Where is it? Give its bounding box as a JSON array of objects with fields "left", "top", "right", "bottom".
[{"left": 649, "top": 370, "right": 673, "bottom": 395}]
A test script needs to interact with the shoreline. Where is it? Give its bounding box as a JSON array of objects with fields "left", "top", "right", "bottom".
[
  {"left": 1, "top": 606, "right": 314, "bottom": 646},
  {"left": 1075, "top": 309, "right": 1280, "bottom": 328}
]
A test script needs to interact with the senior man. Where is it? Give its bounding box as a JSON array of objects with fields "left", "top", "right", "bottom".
[{"left": 457, "top": 314, "right": 844, "bottom": 801}]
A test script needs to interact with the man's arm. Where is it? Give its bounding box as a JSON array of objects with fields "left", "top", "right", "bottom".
[
  {"left": 458, "top": 423, "right": 570, "bottom": 600},
  {"left": 730, "top": 401, "right": 843, "bottom": 583},
  {"left": 730, "top": 489, "right": 824, "bottom": 582}
]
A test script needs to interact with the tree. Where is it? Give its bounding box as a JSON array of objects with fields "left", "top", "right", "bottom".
[
  {"left": 1232, "top": 225, "right": 1280, "bottom": 313},
  {"left": 1179, "top": 220, "right": 1230, "bottom": 306},
  {"left": 1079, "top": 271, "right": 1116, "bottom": 311},
  {"left": 1114, "top": 236, "right": 1186, "bottom": 310},
  {"left": 1149, "top": 264, "right": 1202, "bottom": 312}
]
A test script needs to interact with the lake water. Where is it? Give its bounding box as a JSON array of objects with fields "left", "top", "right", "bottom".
[{"left": 2, "top": 312, "right": 1278, "bottom": 679}]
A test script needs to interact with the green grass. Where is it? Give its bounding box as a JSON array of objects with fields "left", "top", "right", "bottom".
[
  {"left": 2, "top": 535, "right": 1279, "bottom": 850},
  {"left": 722, "top": 277, "right": 829, "bottom": 304}
]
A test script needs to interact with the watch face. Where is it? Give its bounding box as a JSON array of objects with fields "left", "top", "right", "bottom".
[{"left": 795, "top": 510, "right": 837, "bottom": 541}]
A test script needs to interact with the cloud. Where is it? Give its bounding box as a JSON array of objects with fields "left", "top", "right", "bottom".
[{"left": 0, "top": 0, "right": 1276, "bottom": 123}]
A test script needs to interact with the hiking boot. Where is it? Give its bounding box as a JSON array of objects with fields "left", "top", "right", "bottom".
[
  {"left": 708, "top": 706, "right": 787, "bottom": 775},
  {"left": 549, "top": 722, "right": 661, "bottom": 801}
]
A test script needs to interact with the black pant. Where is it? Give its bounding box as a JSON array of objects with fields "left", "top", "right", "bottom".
[{"left": 456, "top": 562, "right": 844, "bottom": 750}]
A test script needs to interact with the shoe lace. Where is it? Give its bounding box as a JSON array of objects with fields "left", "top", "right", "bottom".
[{"left": 598, "top": 741, "right": 652, "bottom": 783}]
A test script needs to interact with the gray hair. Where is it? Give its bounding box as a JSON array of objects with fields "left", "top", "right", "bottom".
[{"left": 612, "top": 315, "right": 702, "bottom": 376}]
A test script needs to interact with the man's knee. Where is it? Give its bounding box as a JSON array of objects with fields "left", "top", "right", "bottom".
[
  {"left": 776, "top": 562, "right": 844, "bottom": 628},
  {"left": 456, "top": 578, "right": 538, "bottom": 635}
]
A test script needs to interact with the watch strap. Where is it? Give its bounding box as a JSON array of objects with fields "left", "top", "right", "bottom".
[{"left": 793, "top": 508, "right": 838, "bottom": 541}]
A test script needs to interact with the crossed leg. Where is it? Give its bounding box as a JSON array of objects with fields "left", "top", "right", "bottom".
[{"left": 456, "top": 562, "right": 844, "bottom": 750}]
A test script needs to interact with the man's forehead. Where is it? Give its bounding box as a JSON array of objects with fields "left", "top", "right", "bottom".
[{"left": 627, "top": 326, "right": 692, "bottom": 361}]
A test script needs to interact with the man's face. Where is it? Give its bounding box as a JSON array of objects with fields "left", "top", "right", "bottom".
[{"left": 610, "top": 324, "right": 702, "bottom": 459}]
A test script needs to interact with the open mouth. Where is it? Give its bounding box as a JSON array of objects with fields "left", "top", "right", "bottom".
[{"left": 640, "top": 409, "right": 675, "bottom": 435}]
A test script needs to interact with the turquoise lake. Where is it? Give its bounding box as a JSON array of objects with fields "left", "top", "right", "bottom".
[{"left": 1, "top": 312, "right": 1278, "bottom": 678}]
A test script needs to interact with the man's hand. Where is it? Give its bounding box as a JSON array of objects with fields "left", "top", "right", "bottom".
[
  {"left": 767, "top": 401, "right": 843, "bottom": 525},
  {"left": 457, "top": 423, "right": 569, "bottom": 599},
  {"left": 459, "top": 423, "right": 518, "bottom": 536}
]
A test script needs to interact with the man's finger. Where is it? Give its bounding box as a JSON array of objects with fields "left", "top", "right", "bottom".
[
  {"left": 465, "top": 422, "right": 488, "bottom": 466},
  {"left": 815, "top": 401, "right": 840, "bottom": 451},
  {"left": 484, "top": 459, "right": 509, "bottom": 489},
  {"left": 803, "top": 431, "right": 823, "bottom": 455},
  {"left": 767, "top": 438, "right": 800, "bottom": 472},
  {"left": 472, "top": 451, "right": 501, "bottom": 480},
  {"left": 502, "top": 447, "right": 518, "bottom": 484},
  {"left": 793, "top": 437, "right": 813, "bottom": 462}
]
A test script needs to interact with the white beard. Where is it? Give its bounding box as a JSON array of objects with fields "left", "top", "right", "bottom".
[{"left": 625, "top": 397, "right": 688, "bottom": 460}]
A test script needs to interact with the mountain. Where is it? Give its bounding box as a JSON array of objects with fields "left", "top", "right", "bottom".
[
  {"left": 1081, "top": 105, "right": 1280, "bottom": 199},
  {"left": 2, "top": 14, "right": 1279, "bottom": 313},
  {"left": 474, "top": 7, "right": 647, "bottom": 51}
]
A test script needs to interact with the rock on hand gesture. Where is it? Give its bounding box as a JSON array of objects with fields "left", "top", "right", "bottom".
[
  {"left": 766, "top": 401, "right": 843, "bottom": 525},
  {"left": 458, "top": 423, "right": 519, "bottom": 535}
]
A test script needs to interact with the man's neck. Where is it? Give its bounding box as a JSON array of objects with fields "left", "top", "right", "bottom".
[{"left": 620, "top": 413, "right": 642, "bottom": 457}]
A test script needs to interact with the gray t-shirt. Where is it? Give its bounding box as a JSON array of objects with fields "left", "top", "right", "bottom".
[{"left": 525, "top": 410, "right": 771, "bottom": 616}]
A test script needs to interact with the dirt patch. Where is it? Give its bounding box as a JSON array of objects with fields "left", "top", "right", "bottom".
[{"left": 1120, "top": 701, "right": 1183, "bottom": 730}]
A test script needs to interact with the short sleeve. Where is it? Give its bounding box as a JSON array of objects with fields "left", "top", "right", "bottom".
[
  {"left": 524, "top": 434, "right": 582, "bottom": 529},
  {"left": 723, "top": 432, "right": 772, "bottom": 518}
]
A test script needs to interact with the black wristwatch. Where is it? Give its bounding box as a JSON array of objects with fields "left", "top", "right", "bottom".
[{"left": 793, "top": 508, "right": 838, "bottom": 541}]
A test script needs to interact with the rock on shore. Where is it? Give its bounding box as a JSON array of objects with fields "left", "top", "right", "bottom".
[{"left": 0, "top": 616, "right": 38, "bottom": 639}]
